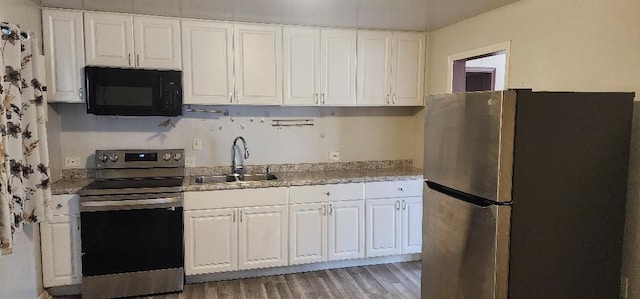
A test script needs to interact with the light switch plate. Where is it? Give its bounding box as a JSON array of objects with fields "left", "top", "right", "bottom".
[
  {"left": 329, "top": 151, "right": 341, "bottom": 161},
  {"left": 192, "top": 138, "right": 202, "bottom": 150}
]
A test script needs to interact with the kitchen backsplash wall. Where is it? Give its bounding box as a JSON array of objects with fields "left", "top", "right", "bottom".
[{"left": 49, "top": 104, "right": 420, "bottom": 173}]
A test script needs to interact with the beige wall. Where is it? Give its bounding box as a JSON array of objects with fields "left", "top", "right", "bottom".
[
  {"left": 55, "top": 105, "right": 420, "bottom": 169},
  {"left": 426, "top": 0, "right": 640, "bottom": 297},
  {"left": 0, "top": 1, "right": 45, "bottom": 298}
]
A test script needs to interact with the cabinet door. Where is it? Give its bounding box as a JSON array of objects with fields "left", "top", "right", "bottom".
[
  {"left": 283, "top": 27, "right": 320, "bottom": 106},
  {"left": 328, "top": 200, "right": 365, "bottom": 261},
  {"left": 182, "top": 20, "right": 233, "bottom": 104},
  {"left": 320, "top": 29, "right": 357, "bottom": 106},
  {"left": 366, "top": 198, "right": 402, "bottom": 257},
  {"left": 238, "top": 205, "right": 288, "bottom": 270},
  {"left": 41, "top": 215, "right": 82, "bottom": 287},
  {"left": 289, "top": 203, "right": 327, "bottom": 265},
  {"left": 84, "top": 12, "right": 133, "bottom": 67},
  {"left": 42, "top": 9, "right": 85, "bottom": 103},
  {"left": 134, "top": 16, "right": 182, "bottom": 69},
  {"left": 233, "top": 24, "right": 283, "bottom": 105},
  {"left": 402, "top": 197, "right": 423, "bottom": 254},
  {"left": 391, "top": 32, "right": 425, "bottom": 106},
  {"left": 184, "top": 209, "right": 237, "bottom": 275},
  {"left": 357, "top": 31, "right": 392, "bottom": 106}
]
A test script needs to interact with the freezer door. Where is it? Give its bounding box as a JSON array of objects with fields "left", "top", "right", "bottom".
[
  {"left": 422, "top": 183, "right": 510, "bottom": 299},
  {"left": 424, "top": 91, "right": 516, "bottom": 203}
]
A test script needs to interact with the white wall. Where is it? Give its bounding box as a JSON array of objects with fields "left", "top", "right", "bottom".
[
  {"left": 54, "top": 105, "right": 419, "bottom": 169},
  {"left": 465, "top": 53, "right": 506, "bottom": 90},
  {"left": 425, "top": 0, "right": 640, "bottom": 297},
  {"left": 0, "top": 1, "right": 44, "bottom": 298}
]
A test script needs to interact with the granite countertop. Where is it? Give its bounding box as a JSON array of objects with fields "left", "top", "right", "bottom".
[{"left": 51, "top": 167, "right": 423, "bottom": 195}]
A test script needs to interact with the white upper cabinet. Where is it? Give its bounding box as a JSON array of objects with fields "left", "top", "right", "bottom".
[
  {"left": 134, "top": 16, "right": 182, "bottom": 69},
  {"left": 283, "top": 27, "right": 320, "bottom": 106},
  {"left": 321, "top": 29, "right": 357, "bottom": 106},
  {"left": 84, "top": 12, "right": 181, "bottom": 69},
  {"left": 181, "top": 20, "right": 234, "bottom": 104},
  {"left": 233, "top": 24, "right": 282, "bottom": 105},
  {"left": 391, "top": 32, "right": 425, "bottom": 106},
  {"left": 357, "top": 31, "right": 392, "bottom": 106},
  {"left": 42, "top": 9, "right": 86, "bottom": 103},
  {"left": 84, "top": 12, "right": 133, "bottom": 67},
  {"left": 357, "top": 31, "right": 425, "bottom": 106}
]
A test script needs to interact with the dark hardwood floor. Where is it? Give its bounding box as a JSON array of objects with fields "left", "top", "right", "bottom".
[{"left": 57, "top": 261, "right": 421, "bottom": 299}]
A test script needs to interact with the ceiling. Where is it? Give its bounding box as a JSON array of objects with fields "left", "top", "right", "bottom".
[{"left": 40, "top": 0, "right": 520, "bottom": 31}]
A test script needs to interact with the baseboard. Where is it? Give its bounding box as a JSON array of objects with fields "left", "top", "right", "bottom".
[
  {"left": 186, "top": 253, "right": 421, "bottom": 284},
  {"left": 45, "top": 284, "right": 81, "bottom": 296}
]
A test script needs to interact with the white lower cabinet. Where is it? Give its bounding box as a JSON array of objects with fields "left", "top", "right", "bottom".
[
  {"left": 289, "top": 183, "right": 365, "bottom": 265},
  {"left": 41, "top": 194, "right": 82, "bottom": 287},
  {"left": 365, "top": 180, "right": 423, "bottom": 257},
  {"left": 183, "top": 188, "right": 288, "bottom": 275}
]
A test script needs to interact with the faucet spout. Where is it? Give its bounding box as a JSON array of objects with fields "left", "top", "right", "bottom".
[{"left": 231, "top": 136, "right": 249, "bottom": 174}]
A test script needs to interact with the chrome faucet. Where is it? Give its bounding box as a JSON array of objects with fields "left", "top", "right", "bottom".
[{"left": 231, "top": 136, "right": 249, "bottom": 175}]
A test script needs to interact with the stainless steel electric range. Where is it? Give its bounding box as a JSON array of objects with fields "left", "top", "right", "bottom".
[{"left": 78, "top": 149, "right": 185, "bottom": 299}]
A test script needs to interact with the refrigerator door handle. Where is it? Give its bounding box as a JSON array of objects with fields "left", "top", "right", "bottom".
[{"left": 425, "top": 180, "right": 510, "bottom": 207}]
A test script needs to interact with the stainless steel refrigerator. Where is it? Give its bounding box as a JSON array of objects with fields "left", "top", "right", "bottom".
[{"left": 422, "top": 90, "right": 634, "bottom": 298}]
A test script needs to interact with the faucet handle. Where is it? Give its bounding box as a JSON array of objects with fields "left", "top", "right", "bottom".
[{"left": 244, "top": 149, "right": 250, "bottom": 159}]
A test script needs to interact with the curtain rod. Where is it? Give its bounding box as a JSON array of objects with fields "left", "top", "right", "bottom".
[{"left": 1, "top": 22, "right": 30, "bottom": 40}]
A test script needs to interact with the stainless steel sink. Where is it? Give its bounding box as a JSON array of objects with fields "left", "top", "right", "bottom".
[{"left": 191, "top": 173, "right": 278, "bottom": 184}]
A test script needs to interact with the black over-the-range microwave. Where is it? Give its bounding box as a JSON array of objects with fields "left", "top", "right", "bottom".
[{"left": 85, "top": 66, "right": 183, "bottom": 116}]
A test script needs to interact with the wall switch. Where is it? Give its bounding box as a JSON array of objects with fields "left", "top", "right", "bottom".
[
  {"left": 329, "top": 151, "right": 341, "bottom": 161},
  {"left": 64, "top": 156, "right": 81, "bottom": 168},
  {"left": 185, "top": 156, "right": 196, "bottom": 167},
  {"left": 192, "top": 138, "right": 202, "bottom": 150},
  {"left": 622, "top": 277, "right": 629, "bottom": 298}
]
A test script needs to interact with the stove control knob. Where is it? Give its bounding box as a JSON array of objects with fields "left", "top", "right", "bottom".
[
  {"left": 173, "top": 152, "right": 183, "bottom": 161},
  {"left": 162, "top": 153, "right": 172, "bottom": 161},
  {"left": 109, "top": 153, "right": 119, "bottom": 162},
  {"left": 97, "top": 154, "right": 108, "bottom": 163}
]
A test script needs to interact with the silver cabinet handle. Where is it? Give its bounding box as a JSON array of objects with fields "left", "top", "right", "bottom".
[
  {"left": 236, "top": 92, "right": 240, "bottom": 102},
  {"left": 314, "top": 93, "right": 319, "bottom": 104},
  {"left": 136, "top": 54, "right": 140, "bottom": 67},
  {"left": 387, "top": 94, "right": 390, "bottom": 104},
  {"left": 76, "top": 215, "right": 80, "bottom": 230},
  {"left": 392, "top": 94, "right": 396, "bottom": 104},
  {"left": 55, "top": 203, "right": 63, "bottom": 209},
  {"left": 322, "top": 205, "right": 326, "bottom": 216},
  {"left": 396, "top": 200, "right": 400, "bottom": 210},
  {"left": 128, "top": 54, "right": 132, "bottom": 66},
  {"left": 329, "top": 204, "right": 333, "bottom": 215},
  {"left": 79, "top": 88, "right": 83, "bottom": 99},
  {"left": 230, "top": 92, "right": 234, "bottom": 103},
  {"left": 233, "top": 211, "right": 236, "bottom": 222},
  {"left": 239, "top": 210, "right": 243, "bottom": 222},
  {"left": 402, "top": 200, "right": 407, "bottom": 210},
  {"left": 322, "top": 93, "right": 326, "bottom": 104}
]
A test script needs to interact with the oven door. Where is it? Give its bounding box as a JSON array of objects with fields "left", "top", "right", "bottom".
[
  {"left": 85, "top": 66, "right": 182, "bottom": 116},
  {"left": 80, "top": 193, "right": 183, "bottom": 276}
]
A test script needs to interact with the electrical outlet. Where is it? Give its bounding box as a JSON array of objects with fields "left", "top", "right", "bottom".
[
  {"left": 329, "top": 151, "right": 341, "bottom": 161},
  {"left": 64, "top": 156, "right": 81, "bottom": 168},
  {"left": 622, "top": 277, "right": 628, "bottom": 298},
  {"left": 192, "top": 138, "right": 202, "bottom": 150},
  {"left": 185, "top": 156, "right": 196, "bottom": 167}
]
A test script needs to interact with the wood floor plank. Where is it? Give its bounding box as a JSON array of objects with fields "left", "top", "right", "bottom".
[{"left": 53, "top": 261, "right": 421, "bottom": 299}]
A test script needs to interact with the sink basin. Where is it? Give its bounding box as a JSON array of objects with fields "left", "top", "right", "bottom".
[{"left": 191, "top": 173, "right": 278, "bottom": 184}]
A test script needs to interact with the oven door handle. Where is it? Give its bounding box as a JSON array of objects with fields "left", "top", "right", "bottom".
[{"left": 81, "top": 197, "right": 182, "bottom": 212}]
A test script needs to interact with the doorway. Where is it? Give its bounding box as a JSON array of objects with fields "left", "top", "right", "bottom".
[{"left": 448, "top": 42, "right": 510, "bottom": 93}]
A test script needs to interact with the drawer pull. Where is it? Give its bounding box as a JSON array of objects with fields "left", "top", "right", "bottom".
[
  {"left": 325, "top": 192, "right": 330, "bottom": 196},
  {"left": 399, "top": 187, "right": 404, "bottom": 191},
  {"left": 55, "top": 203, "right": 63, "bottom": 209}
]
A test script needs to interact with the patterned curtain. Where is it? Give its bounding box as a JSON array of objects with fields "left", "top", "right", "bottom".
[{"left": 0, "top": 22, "right": 52, "bottom": 255}]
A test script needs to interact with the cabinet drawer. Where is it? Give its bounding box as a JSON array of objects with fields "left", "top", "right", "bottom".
[
  {"left": 51, "top": 194, "right": 80, "bottom": 215},
  {"left": 289, "top": 183, "right": 364, "bottom": 204},
  {"left": 184, "top": 187, "right": 288, "bottom": 210},
  {"left": 365, "top": 180, "right": 422, "bottom": 199}
]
